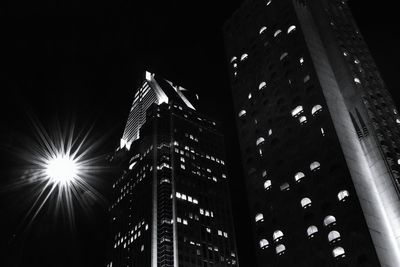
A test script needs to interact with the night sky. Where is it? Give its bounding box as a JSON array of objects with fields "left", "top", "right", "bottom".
[{"left": 1, "top": 0, "right": 399, "bottom": 266}]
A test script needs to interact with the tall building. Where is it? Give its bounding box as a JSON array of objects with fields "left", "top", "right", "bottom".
[
  {"left": 224, "top": 0, "right": 400, "bottom": 266},
  {"left": 107, "top": 72, "right": 239, "bottom": 267}
]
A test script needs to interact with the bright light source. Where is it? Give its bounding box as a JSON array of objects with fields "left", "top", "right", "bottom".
[{"left": 46, "top": 154, "right": 78, "bottom": 185}]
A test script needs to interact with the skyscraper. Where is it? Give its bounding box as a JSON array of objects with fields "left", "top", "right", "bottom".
[
  {"left": 224, "top": 0, "right": 400, "bottom": 266},
  {"left": 107, "top": 72, "right": 239, "bottom": 267}
]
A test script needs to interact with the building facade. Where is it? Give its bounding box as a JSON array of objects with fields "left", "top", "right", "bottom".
[
  {"left": 224, "top": 0, "right": 400, "bottom": 266},
  {"left": 107, "top": 72, "right": 239, "bottom": 267}
]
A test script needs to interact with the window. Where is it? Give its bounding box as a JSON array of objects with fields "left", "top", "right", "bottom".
[
  {"left": 230, "top": 56, "right": 237, "bottom": 63},
  {"left": 337, "top": 190, "right": 349, "bottom": 201},
  {"left": 256, "top": 137, "right": 265, "bottom": 146},
  {"left": 259, "top": 239, "right": 269, "bottom": 249},
  {"left": 266, "top": 0, "right": 272, "bottom": 5},
  {"left": 300, "top": 197, "right": 312, "bottom": 208},
  {"left": 262, "top": 170, "right": 267, "bottom": 177},
  {"left": 294, "top": 172, "right": 305, "bottom": 182},
  {"left": 280, "top": 52, "right": 288, "bottom": 61},
  {"left": 274, "top": 29, "right": 282, "bottom": 37},
  {"left": 264, "top": 180, "right": 272, "bottom": 190},
  {"left": 275, "top": 244, "right": 286, "bottom": 255},
  {"left": 259, "top": 81, "right": 267, "bottom": 90},
  {"left": 268, "top": 129, "right": 272, "bottom": 136},
  {"left": 328, "top": 231, "right": 341, "bottom": 243},
  {"left": 299, "top": 57, "right": 304, "bottom": 65},
  {"left": 241, "top": 53, "right": 248, "bottom": 61},
  {"left": 303, "top": 75, "right": 310, "bottom": 83},
  {"left": 273, "top": 230, "right": 284, "bottom": 242},
  {"left": 248, "top": 93, "right": 252, "bottom": 99},
  {"left": 311, "top": 105, "right": 322, "bottom": 115},
  {"left": 307, "top": 225, "right": 318, "bottom": 238},
  {"left": 324, "top": 215, "right": 336, "bottom": 227},
  {"left": 299, "top": 116, "right": 307, "bottom": 124},
  {"left": 332, "top": 247, "right": 345, "bottom": 258},
  {"left": 292, "top": 106, "right": 303, "bottom": 117},
  {"left": 255, "top": 213, "right": 264, "bottom": 223},
  {"left": 291, "top": 106, "right": 303, "bottom": 117},
  {"left": 287, "top": 25, "right": 296, "bottom": 34},
  {"left": 310, "top": 161, "right": 321, "bottom": 171},
  {"left": 238, "top": 110, "right": 246, "bottom": 117},
  {"left": 279, "top": 182, "right": 289, "bottom": 191},
  {"left": 354, "top": 77, "right": 361, "bottom": 84},
  {"left": 259, "top": 26, "right": 267, "bottom": 34}
]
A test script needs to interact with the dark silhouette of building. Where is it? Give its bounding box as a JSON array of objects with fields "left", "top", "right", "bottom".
[
  {"left": 107, "top": 72, "right": 239, "bottom": 267},
  {"left": 224, "top": 0, "right": 400, "bottom": 266}
]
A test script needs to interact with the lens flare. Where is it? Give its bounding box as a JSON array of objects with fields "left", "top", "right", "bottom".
[{"left": 7, "top": 117, "right": 106, "bottom": 229}]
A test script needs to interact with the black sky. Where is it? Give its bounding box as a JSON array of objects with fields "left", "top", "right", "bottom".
[{"left": 1, "top": 0, "right": 400, "bottom": 266}]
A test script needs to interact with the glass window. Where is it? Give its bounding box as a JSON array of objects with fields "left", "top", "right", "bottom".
[
  {"left": 274, "top": 29, "right": 282, "bottom": 37},
  {"left": 311, "top": 105, "right": 322, "bottom": 115},
  {"left": 300, "top": 197, "right": 312, "bottom": 208},
  {"left": 266, "top": 0, "right": 272, "bottom": 6},
  {"left": 332, "top": 247, "right": 345, "bottom": 258},
  {"left": 259, "top": 26, "right": 267, "bottom": 34},
  {"left": 264, "top": 180, "right": 272, "bottom": 190},
  {"left": 328, "top": 231, "right": 341, "bottom": 242},
  {"left": 287, "top": 25, "right": 296, "bottom": 34},
  {"left": 291, "top": 106, "right": 303, "bottom": 117},
  {"left": 259, "top": 239, "right": 269, "bottom": 249},
  {"left": 238, "top": 110, "right": 247, "bottom": 117},
  {"left": 255, "top": 213, "right": 264, "bottom": 223},
  {"left": 307, "top": 225, "right": 318, "bottom": 237},
  {"left": 324, "top": 215, "right": 336, "bottom": 227},
  {"left": 275, "top": 244, "right": 286, "bottom": 255},
  {"left": 256, "top": 137, "right": 265, "bottom": 146},
  {"left": 294, "top": 172, "right": 305, "bottom": 182},
  {"left": 280, "top": 52, "right": 288, "bottom": 61},
  {"left": 230, "top": 56, "right": 237, "bottom": 63},
  {"left": 259, "top": 81, "right": 267, "bottom": 90},
  {"left": 241, "top": 53, "right": 248, "bottom": 61},
  {"left": 354, "top": 77, "right": 361, "bottom": 84},
  {"left": 310, "top": 161, "right": 321, "bottom": 171},
  {"left": 273, "top": 230, "right": 284, "bottom": 241},
  {"left": 299, "top": 116, "right": 307, "bottom": 124},
  {"left": 337, "top": 190, "right": 349, "bottom": 201},
  {"left": 280, "top": 182, "right": 290, "bottom": 191}
]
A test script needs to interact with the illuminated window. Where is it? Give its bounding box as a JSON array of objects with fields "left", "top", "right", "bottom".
[
  {"left": 248, "top": 93, "right": 252, "bottom": 99},
  {"left": 280, "top": 52, "right": 288, "bottom": 61},
  {"left": 291, "top": 106, "right": 303, "bottom": 117},
  {"left": 328, "top": 231, "right": 341, "bottom": 243},
  {"left": 266, "top": 0, "right": 272, "bottom": 5},
  {"left": 274, "top": 29, "right": 282, "bottom": 37},
  {"left": 287, "top": 25, "right": 296, "bottom": 34},
  {"left": 303, "top": 75, "right": 310, "bottom": 83},
  {"left": 259, "top": 239, "right": 269, "bottom": 249},
  {"left": 259, "top": 26, "right": 267, "bottom": 34},
  {"left": 299, "top": 57, "right": 304, "bottom": 65},
  {"left": 275, "top": 244, "right": 286, "bottom": 255},
  {"left": 256, "top": 137, "right": 265, "bottom": 146},
  {"left": 259, "top": 81, "right": 267, "bottom": 90},
  {"left": 264, "top": 180, "right": 272, "bottom": 190},
  {"left": 294, "top": 172, "right": 305, "bottom": 183},
  {"left": 354, "top": 58, "right": 360, "bottom": 64},
  {"left": 238, "top": 110, "right": 247, "bottom": 117},
  {"left": 273, "top": 230, "right": 284, "bottom": 242},
  {"left": 255, "top": 213, "right": 264, "bottom": 223},
  {"left": 324, "top": 215, "right": 336, "bottom": 227},
  {"left": 310, "top": 161, "right": 320, "bottom": 171},
  {"left": 230, "top": 56, "right": 237, "bottom": 63},
  {"left": 300, "top": 197, "right": 312, "bottom": 208},
  {"left": 241, "top": 53, "right": 248, "bottom": 61},
  {"left": 307, "top": 225, "right": 318, "bottom": 238},
  {"left": 354, "top": 77, "right": 361, "bottom": 84},
  {"left": 299, "top": 116, "right": 307, "bottom": 124},
  {"left": 311, "top": 105, "right": 322, "bottom": 115},
  {"left": 332, "top": 247, "right": 345, "bottom": 258},
  {"left": 337, "top": 190, "right": 349, "bottom": 201},
  {"left": 280, "top": 182, "right": 289, "bottom": 191}
]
